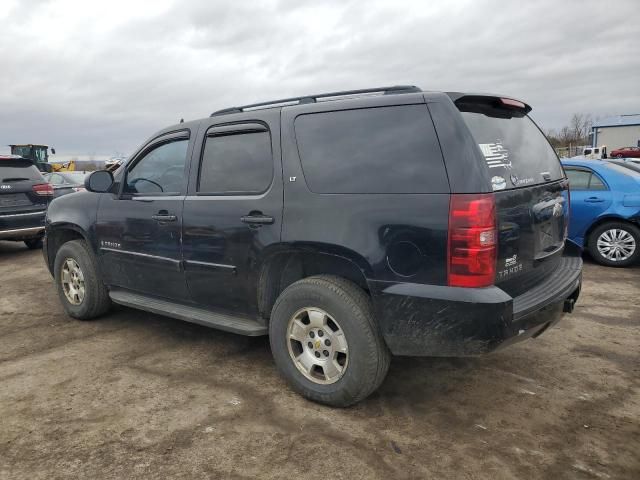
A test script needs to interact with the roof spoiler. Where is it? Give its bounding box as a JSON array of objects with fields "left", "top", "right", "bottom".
[{"left": 447, "top": 92, "right": 532, "bottom": 116}]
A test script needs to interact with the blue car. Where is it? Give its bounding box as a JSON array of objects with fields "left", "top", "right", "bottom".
[{"left": 561, "top": 158, "right": 640, "bottom": 267}]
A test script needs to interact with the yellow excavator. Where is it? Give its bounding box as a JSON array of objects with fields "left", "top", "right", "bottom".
[{"left": 9, "top": 144, "right": 76, "bottom": 172}]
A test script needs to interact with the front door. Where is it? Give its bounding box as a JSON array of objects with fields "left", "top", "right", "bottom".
[
  {"left": 182, "top": 112, "right": 283, "bottom": 315},
  {"left": 96, "top": 130, "right": 193, "bottom": 301}
]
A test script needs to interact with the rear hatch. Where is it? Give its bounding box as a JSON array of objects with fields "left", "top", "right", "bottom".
[
  {"left": 454, "top": 95, "right": 569, "bottom": 297},
  {"left": 0, "top": 159, "right": 49, "bottom": 221}
]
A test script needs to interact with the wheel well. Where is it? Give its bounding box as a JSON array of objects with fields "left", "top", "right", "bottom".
[
  {"left": 257, "top": 252, "right": 369, "bottom": 320},
  {"left": 584, "top": 217, "right": 639, "bottom": 247},
  {"left": 46, "top": 228, "right": 85, "bottom": 272}
]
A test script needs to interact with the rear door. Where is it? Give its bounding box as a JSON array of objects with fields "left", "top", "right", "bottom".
[
  {"left": 182, "top": 111, "right": 283, "bottom": 315},
  {"left": 454, "top": 96, "right": 569, "bottom": 297},
  {"left": 564, "top": 167, "right": 612, "bottom": 242},
  {"left": 0, "top": 159, "right": 49, "bottom": 231}
]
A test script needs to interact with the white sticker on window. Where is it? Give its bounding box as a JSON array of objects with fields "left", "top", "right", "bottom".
[
  {"left": 491, "top": 176, "right": 507, "bottom": 191},
  {"left": 479, "top": 142, "right": 511, "bottom": 169}
]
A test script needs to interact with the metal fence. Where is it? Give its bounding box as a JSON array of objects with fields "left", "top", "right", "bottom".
[{"left": 554, "top": 145, "right": 589, "bottom": 158}]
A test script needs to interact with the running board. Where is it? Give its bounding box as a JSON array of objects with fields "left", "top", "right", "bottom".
[{"left": 108, "top": 289, "right": 267, "bottom": 336}]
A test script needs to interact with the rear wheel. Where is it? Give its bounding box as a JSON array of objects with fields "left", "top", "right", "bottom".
[
  {"left": 24, "top": 238, "right": 43, "bottom": 250},
  {"left": 54, "top": 240, "right": 111, "bottom": 319},
  {"left": 616, "top": 154, "right": 624, "bottom": 158},
  {"left": 269, "top": 275, "right": 390, "bottom": 407},
  {"left": 587, "top": 221, "right": 640, "bottom": 267}
]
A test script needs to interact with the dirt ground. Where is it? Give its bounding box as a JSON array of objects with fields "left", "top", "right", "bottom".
[{"left": 0, "top": 241, "right": 638, "bottom": 480}]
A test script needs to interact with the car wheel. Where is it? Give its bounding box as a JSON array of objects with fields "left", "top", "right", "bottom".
[
  {"left": 587, "top": 221, "right": 640, "bottom": 267},
  {"left": 24, "top": 238, "right": 43, "bottom": 250},
  {"left": 54, "top": 240, "right": 111, "bottom": 319},
  {"left": 616, "top": 154, "right": 624, "bottom": 158},
  {"left": 269, "top": 275, "right": 390, "bottom": 407}
]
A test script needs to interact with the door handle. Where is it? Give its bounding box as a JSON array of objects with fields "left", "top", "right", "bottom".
[
  {"left": 152, "top": 213, "right": 177, "bottom": 222},
  {"left": 241, "top": 214, "right": 274, "bottom": 225},
  {"left": 584, "top": 197, "right": 605, "bottom": 203}
]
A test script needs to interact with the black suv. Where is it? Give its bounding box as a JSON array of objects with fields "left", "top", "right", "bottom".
[
  {"left": 44, "top": 86, "right": 582, "bottom": 406},
  {"left": 1, "top": 155, "right": 52, "bottom": 249}
]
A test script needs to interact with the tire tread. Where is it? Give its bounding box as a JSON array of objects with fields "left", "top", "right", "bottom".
[
  {"left": 270, "top": 274, "right": 390, "bottom": 406},
  {"left": 54, "top": 240, "right": 111, "bottom": 320}
]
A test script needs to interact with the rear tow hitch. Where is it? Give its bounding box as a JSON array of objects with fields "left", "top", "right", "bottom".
[{"left": 563, "top": 298, "right": 575, "bottom": 313}]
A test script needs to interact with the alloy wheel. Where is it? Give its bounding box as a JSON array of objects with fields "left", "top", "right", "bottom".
[
  {"left": 286, "top": 307, "right": 349, "bottom": 384},
  {"left": 61, "top": 258, "right": 86, "bottom": 305}
]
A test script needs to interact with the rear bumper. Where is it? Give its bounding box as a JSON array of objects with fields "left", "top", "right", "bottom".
[
  {"left": 371, "top": 252, "right": 582, "bottom": 356},
  {"left": 0, "top": 210, "right": 46, "bottom": 240}
]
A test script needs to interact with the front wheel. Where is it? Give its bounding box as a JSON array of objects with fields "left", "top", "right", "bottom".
[
  {"left": 587, "top": 222, "right": 640, "bottom": 267},
  {"left": 269, "top": 275, "right": 390, "bottom": 407},
  {"left": 54, "top": 240, "right": 111, "bottom": 319}
]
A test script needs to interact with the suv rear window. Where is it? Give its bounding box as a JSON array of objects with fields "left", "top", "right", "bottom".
[
  {"left": 1, "top": 160, "right": 43, "bottom": 182},
  {"left": 294, "top": 105, "right": 449, "bottom": 194},
  {"left": 459, "top": 108, "right": 564, "bottom": 190}
]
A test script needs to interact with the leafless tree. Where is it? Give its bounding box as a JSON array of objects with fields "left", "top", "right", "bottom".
[{"left": 544, "top": 113, "right": 593, "bottom": 148}]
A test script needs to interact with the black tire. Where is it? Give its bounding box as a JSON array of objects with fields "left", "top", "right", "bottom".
[
  {"left": 587, "top": 221, "right": 640, "bottom": 267},
  {"left": 269, "top": 275, "right": 390, "bottom": 407},
  {"left": 24, "top": 238, "right": 43, "bottom": 250},
  {"left": 54, "top": 240, "right": 111, "bottom": 319}
]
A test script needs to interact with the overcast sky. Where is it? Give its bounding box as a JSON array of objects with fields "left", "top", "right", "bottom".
[{"left": 0, "top": 0, "right": 638, "bottom": 158}]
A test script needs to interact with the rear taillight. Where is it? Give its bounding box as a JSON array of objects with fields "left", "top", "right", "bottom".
[
  {"left": 32, "top": 183, "right": 54, "bottom": 196},
  {"left": 448, "top": 193, "right": 497, "bottom": 288}
]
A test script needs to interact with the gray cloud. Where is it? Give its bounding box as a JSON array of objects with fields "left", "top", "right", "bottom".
[{"left": 0, "top": 0, "right": 638, "bottom": 158}]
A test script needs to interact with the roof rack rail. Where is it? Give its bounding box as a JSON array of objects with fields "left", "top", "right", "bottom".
[{"left": 210, "top": 85, "right": 421, "bottom": 117}]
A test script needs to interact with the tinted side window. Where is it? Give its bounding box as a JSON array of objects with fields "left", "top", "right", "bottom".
[
  {"left": 294, "top": 105, "right": 449, "bottom": 194},
  {"left": 198, "top": 131, "right": 273, "bottom": 194},
  {"left": 125, "top": 139, "right": 188, "bottom": 195},
  {"left": 565, "top": 169, "right": 590, "bottom": 190},
  {"left": 589, "top": 173, "right": 607, "bottom": 190},
  {"left": 565, "top": 168, "right": 607, "bottom": 191}
]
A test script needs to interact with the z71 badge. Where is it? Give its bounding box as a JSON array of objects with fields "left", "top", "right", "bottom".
[{"left": 497, "top": 254, "right": 523, "bottom": 280}]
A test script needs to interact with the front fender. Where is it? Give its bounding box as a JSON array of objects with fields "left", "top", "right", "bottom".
[{"left": 44, "top": 191, "right": 102, "bottom": 274}]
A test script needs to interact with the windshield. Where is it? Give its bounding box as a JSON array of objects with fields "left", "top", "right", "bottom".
[
  {"left": 460, "top": 110, "right": 564, "bottom": 190},
  {"left": 11, "top": 146, "right": 32, "bottom": 158}
]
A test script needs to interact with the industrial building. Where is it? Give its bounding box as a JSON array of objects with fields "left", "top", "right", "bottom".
[{"left": 591, "top": 114, "right": 640, "bottom": 149}]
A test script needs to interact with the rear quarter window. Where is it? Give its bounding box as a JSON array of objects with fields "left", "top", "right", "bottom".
[
  {"left": 294, "top": 104, "right": 449, "bottom": 194},
  {"left": 460, "top": 110, "right": 564, "bottom": 189}
]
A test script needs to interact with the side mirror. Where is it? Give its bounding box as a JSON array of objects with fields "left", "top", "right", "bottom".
[
  {"left": 51, "top": 148, "right": 56, "bottom": 154},
  {"left": 85, "top": 170, "right": 114, "bottom": 193}
]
